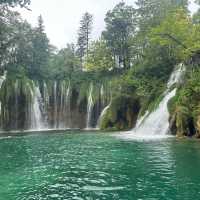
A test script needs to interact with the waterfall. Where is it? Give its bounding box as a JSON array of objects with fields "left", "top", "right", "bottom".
[
  {"left": 65, "top": 81, "right": 71, "bottom": 128},
  {"left": 134, "top": 111, "right": 149, "bottom": 129},
  {"left": 86, "top": 83, "right": 94, "bottom": 129},
  {"left": 0, "top": 71, "right": 7, "bottom": 115},
  {"left": 29, "top": 82, "right": 46, "bottom": 130},
  {"left": 97, "top": 100, "right": 112, "bottom": 128},
  {"left": 53, "top": 81, "right": 58, "bottom": 129},
  {"left": 132, "top": 89, "right": 176, "bottom": 136},
  {"left": 43, "top": 82, "right": 50, "bottom": 109},
  {"left": 58, "top": 81, "right": 71, "bottom": 129},
  {"left": 0, "top": 71, "right": 6, "bottom": 88},
  {"left": 58, "top": 81, "right": 65, "bottom": 129},
  {"left": 167, "top": 64, "right": 184, "bottom": 88},
  {"left": 96, "top": 83, "right": 112, "bottom": 128},
  {"left": 123, "top": 64, "right": 185, "bottom": 139},
  {"left": 14, "top": 80, "right": 19, "bottom": 129},
  {"left": 100, "top": 85, "right": 105, "bottom": 106}
]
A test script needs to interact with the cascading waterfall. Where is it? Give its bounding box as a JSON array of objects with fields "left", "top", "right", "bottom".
[
  {"left": 100, "top": 85, "right": 105, "bottom": 106},
  {"left": 43, "top": 82, "right": 50, "bottom": 109},
  {"left": 132, "top": 89, "right": 177, "bottom": 137},
  {"left": 14, "top": 80, "right": 19, "bottom": 129},
  {"left": 64, "top": 81, "right": 71, "bottom": 128},
  {"left": 58, "top": 81, "right": 71, "bottom": 129},
  {"left": 53, "top": 81, "right": 58, "bottom": 129},
  {"left": 29, "top": 82, "right": 46, "bottom": 130},
  {"left": 123, "top": 64, "right": 185, "bottom": 139},
  {"left": 58, "top": 81, "right": 65, "bottom": 129},
  {"left": 96, "top": 83, "right": 112, "bottom": 129},
  {"left": 0, "top": 76, "right": 111, "bottom": 131},
  {"left": 42, "top": 82, "right": 50, "bottom": 127},
  {"left": 97, "top": 100, "right": 112, "bottom": 128},
  {"left": 86, "top": 83, "right": 94, "bottom": 129},
  {"left": 0, "top": 71, "right": 7, "bottom": 115},
  {"left": 0, "top": 71, "right": 6, "bottom": 88}
]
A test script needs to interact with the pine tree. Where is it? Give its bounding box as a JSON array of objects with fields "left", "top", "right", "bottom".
[
  {"left": 30, "top": 15, "right": 50, "bottom": 78},
  {"left": 77, "top": 12, "right": 93, "bottom": 68},
  {"left": 37, "top": 15, "right": 45, "bottom": 33}
]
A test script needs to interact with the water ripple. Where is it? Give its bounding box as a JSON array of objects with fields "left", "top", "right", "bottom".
[{"left": 0, "top": 132, "right": 200, "bottom": 200}]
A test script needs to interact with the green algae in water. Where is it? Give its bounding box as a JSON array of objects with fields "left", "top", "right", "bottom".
[{"left": 0, "top": 131, "right": 200, "bottom": 200}]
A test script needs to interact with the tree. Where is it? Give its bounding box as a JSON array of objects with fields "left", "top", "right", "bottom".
[
  {"left": 134, "top": 0, "right": 189, "bottom": 62},
  {"left": 193, "top": 0, "right": 200, "bottom": 24},
  {"left": 29, "top": 15, "right": 50, "bottom": 78},
  {"left": 103, "top": 2, "right": 136, "bottom": 69},
  {"left": 0, "top": 0, "right": 31, "bottom": 73},
  {"left": 150, "top": 9, "right": 200, "bottom": 62},
  {"left": 77, "top": 12, "right": 93, "bottom": 68},
  {"left": 0, "top": 7, "right": 21, "bottom": 72},
  {"left": 37, "top": 15, "right": 44, "bottom": 32},
  {"left": 85, "top": 39, "right": 114, "bottom": 72},
  {"left": 8, "top": 20, "right": 34, "bottom": 74},
  {"left": 0, "top": 0, "right": 30, "bottom": 7},
  {"left": 48, "top": 44, "right": 81, "bottom": 78},
  {"left": 136, "top": 0, "right": 189, "bottom": 32}
]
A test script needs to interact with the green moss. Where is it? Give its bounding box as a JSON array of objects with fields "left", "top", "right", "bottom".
[{"left": 100, "top": 95, "right": 140, "bottom": 131}]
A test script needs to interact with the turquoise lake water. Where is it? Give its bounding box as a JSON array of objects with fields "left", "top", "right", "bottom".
[{"left": 0, "top": 131, "right": 200, "bottom": 200}]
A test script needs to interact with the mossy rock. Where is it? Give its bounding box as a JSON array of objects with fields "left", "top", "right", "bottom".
[
  {"left": 169, "top": 105, "right": 196, "bottom": 137},
  {"left": 100, "top": 95, "right": 140, "bottom": 131}
]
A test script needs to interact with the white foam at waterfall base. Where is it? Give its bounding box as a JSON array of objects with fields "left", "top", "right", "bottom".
[{"left": 118, "top": 64, "right": 185, "bottom": 141}]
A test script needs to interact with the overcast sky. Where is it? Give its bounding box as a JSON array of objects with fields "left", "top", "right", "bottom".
[{"left": 19, "top": 0, "right": 198, "bottom": 49}]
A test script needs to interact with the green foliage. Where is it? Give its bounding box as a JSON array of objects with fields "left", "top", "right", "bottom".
[
  {"left": 100, "top": 95, "right": 140, "bottom": 131},
  {"left": 150, "top": 9, "right": 200, "bottom": 61},
  {"left": 0, "top": 7, "right": 21, "bottom": 70},
  {"left": 77, "top": 12, "right": 93, "bottom": 68},
  {"left": 103, "top": 2, "right": 136, "bottom": 69},
  {"left": 48, "top": 44, "right": 81, "bottom": 79},
  {"left": 0, "top": 0, "right": 30, "bottom": 7},
  {"left": 0, "top": 8, "right": 51, "bottom": 79},
  {"left": 167, "top": 68, "right": 200, "bottom": 136},
  {"left": 85, "top": 39, "right": 114, "bottom": 71},
  {"left": 136, "top": 0, "right": 188, "bottom": 32}
]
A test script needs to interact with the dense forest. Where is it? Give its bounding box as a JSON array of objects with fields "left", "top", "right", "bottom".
[{"left": 1, "top": 0, "right": 200, "bottom": 136}]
